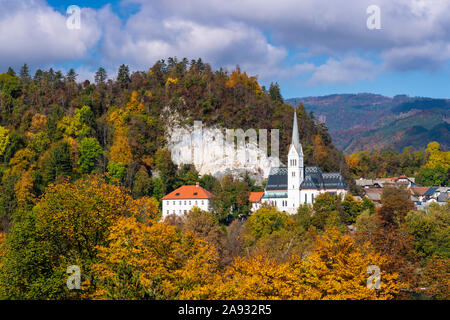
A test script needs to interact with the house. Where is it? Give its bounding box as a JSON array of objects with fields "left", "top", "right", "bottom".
[
  {"left": 356, "top": 176, "right": 416, "bottom": 189},
  {"left": 410, "top": 186, "right": 431, "bottom": 202},
  {"left": 161, "top": 182, "right": 212, "bottom": 218},
  {"left": 363, "top": 188, "right": 383, "bottom": 207},
  {"left": 249, "top": 192, "right": 264, "bottom": 212},
  {"left": 258, "top": 107, "right": 347, "bottom": 214}
]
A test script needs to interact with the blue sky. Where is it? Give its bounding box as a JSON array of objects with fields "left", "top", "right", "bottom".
[{"left": 1, "top": 0, "right": 450, "bottom": 99}]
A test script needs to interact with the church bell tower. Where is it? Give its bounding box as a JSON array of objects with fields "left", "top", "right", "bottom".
[{"left": 287, "top": 106, "right": 304, "bottom": 208}]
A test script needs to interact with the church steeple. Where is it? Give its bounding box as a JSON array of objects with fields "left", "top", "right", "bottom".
[
  {"left": 290, "top": 106, "right": 303, "bottom": 156},
  {"left": 287, "top": 105, "right": 304, "bottom": 209}
]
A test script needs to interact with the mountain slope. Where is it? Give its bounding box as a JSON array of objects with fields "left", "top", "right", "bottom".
[{"left": 286, "top": 94, "right": 450, "bottom": 153}]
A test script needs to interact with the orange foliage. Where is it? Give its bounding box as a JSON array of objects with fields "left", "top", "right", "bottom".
[
  {"left": 313, "top": 134, "right": 328, "bottom": 164},
  {"left": 93, "top": 218, "right": 218, "bottom": 299},
  {"left": 30, "top": 113, "right": 47, "bottom": 134}
]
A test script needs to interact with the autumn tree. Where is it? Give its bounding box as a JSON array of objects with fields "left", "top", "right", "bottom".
[
  {"left": 210, "top": 175, "right": 251, "bottom": 223},
  {"left": 292, "top": 227, "right": 404, "bottom": 300},
  {"left": 420, "top": 256, "right": 450, "bottom": 300},
  {"left": 378, "top": 185, "right": 415, "bottom": 227},
  {"left": 405, "top": 202, "right": 450, "bottom": 259},
  {"left": 0, "top": 176, "right": 159, "bottom": 299},
  {"left": 93, "top": 218, "right": 218, "bottom": 299}
]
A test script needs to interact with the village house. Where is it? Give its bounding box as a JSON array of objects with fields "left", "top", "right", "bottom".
[{"left": 161, "top": 182, "right": 213, "bottom": 218}]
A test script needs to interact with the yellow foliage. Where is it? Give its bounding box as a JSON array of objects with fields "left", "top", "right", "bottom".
[
  {"left": 195, "top": 254, "right": 308, "bottom": 300},
  {"left": 126, "top": 91, "right": 144, "bottom": 113},
  {"left": 346, "top": 153, "right": 360, "bottom": 172},
  {"left": 293, "top": 227, "right": 403, "bottom": 300},
  {"left": 15, "top": 170, "right": 35, "bottom": 208},
  {"left": 110, "top": 135, "right": 133, "bottom": 165},
  {"left": 129, "top": 197, "right": 160, "bottom": 224},
  {"left": 0, "top": 126, "right": 10, "bottom": 157},
  {"left": 108, "top": 108, "right": 133, "bottom": 165},
  {"left": 196, "top": 227, "right": 403, "bottom": 300},
  {"left": 226, "top": 67, "right": 262, "bottom": 95},
  {"left": 108, "top": 109, "right": 128, "bottom": 131},
  {"left": 425, "top": 142, "right": 450, "bottom": 171},
  {"left": 93, "top": 219, "right": 218, "bottom": 299},
  {"left": 9, "top": 148, "right": 36, "bottom": 173},
  {"left": 165, "top": 77, "right": 178, "bottom": 87}
]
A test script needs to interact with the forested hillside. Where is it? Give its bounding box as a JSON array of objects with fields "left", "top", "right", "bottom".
[
  {"left": 287, "top": 94, "right": 450, "bottom": 153},
  {"left": 0, "top": 59, "right": 355, "bottom": 231}
]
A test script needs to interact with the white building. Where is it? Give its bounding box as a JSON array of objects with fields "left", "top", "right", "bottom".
[
  {"left": 259, "top": 107, "right": 347, "bottom": 214},
  {"left": 249, "top": 192, "right": 264, "bottom": 212},
  {"left": 161, "top": 182, "right": 212, "bottom": 218}
]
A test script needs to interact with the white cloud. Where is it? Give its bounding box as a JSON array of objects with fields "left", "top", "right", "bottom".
[
  {"left": 1, "top": 0, "right": 450, "bottom": 85},
  {"left": 308, "top": 57, "right": 378, "bottom": 85},
  {"left": 381, "top": 42, "right": 450, "bottom": 71},
  {"left": 0, "top": 0, "right": 101, "bottom": 70}
]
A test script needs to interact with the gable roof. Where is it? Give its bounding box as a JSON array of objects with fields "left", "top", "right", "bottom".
[
  {"left": 249, "top": 192, "right": 264, "bottom": 203},
  {"left": 424, "top": 186, "right": 439, "bottom": 196},
  {"left": 162, "top": 185, "right": 213, "bottom": 200},
  {"left": 265, "top": 166, "right": 347, "bottom": 191},
  {"left": 411, "top": 186, "right": 430, "bottom": 196},
  {"left": 265, "top": 167, "right": 288, "bottom": 191}
]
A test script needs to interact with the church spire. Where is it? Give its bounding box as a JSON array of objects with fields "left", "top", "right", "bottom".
[{"left": 291, "top": 106, "right": 302, "bottom": 155}]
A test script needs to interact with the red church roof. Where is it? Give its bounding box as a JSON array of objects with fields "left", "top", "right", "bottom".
[{"left": 162, "top": 183, "right": 213, "bottom": 200}]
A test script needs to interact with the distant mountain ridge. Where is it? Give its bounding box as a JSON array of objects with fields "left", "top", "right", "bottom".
[{"left": 286, "top": 94, "right": 450, "bottom": 153}]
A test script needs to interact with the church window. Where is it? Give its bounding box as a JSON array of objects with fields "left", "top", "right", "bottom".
[{"left": 305, "top": 194, "right": 307, "bottom": 204}]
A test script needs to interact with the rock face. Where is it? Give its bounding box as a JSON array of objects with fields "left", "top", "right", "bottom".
[{"left": 167, "top": 121, "right": 281, "bottom": 184}]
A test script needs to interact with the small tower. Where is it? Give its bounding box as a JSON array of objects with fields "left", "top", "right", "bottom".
[{"left": 287, "top": 106, "right": 304, "bottom": 209}]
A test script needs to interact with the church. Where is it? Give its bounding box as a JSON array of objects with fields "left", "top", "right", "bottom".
[{"left": 259, "top": 107, "right": 347, "bottom": 214}]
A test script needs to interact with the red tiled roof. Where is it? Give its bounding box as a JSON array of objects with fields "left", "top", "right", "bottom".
[
  {"left": 411, "top": 187, "right": 430, "bottom": 196},
  {"left": 249, "top": 192, "right": 264, "bottom": 203},
  {"left": 162, "top": 185, "right": 213, "bottom": 200}
]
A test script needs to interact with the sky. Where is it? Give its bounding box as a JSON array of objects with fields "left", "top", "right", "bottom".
[{"left": 1, "top": 0, "right": 450, "bottom": 99}]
